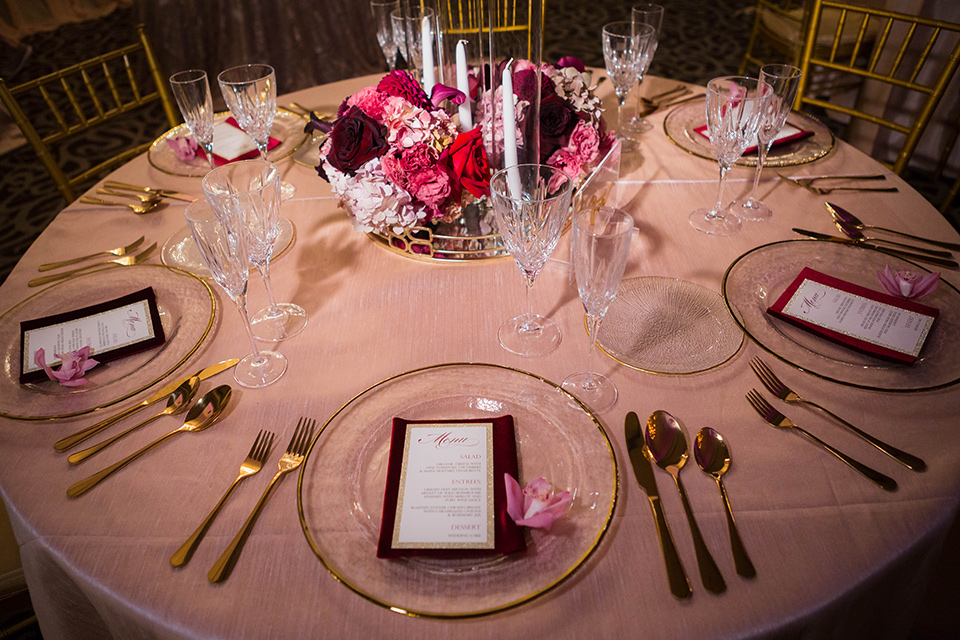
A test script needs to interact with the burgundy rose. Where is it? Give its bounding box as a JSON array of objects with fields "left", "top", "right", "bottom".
[
  {"left": 513, "top": 69, "right": 556, "bottom": 102},
  {"left": 449, "top": 126, "right": 490, "bottom": 198},
  {"left": 327, "top": 106, "right": 389, "bottom": 175},
  {"left": 540, "top": 92, "right": 575, "bottom": 143},
  {"left": 376, "top": 70, "right": 432, "bottom": 110}
]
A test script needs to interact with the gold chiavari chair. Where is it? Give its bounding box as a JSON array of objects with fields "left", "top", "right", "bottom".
[
  {"left": 794, "top": 0, "right": 960, "bottom": 176},
  {"left": 0, "top": 24, "right": 178, "bottom": 203},
  {"left": 438, "top": 0, "right": 541, "bottom": 60}
]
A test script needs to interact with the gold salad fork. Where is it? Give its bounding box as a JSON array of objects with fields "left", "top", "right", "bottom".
[
  {"left": 38, "top": 236, "right": 145, "bottom": 271},
  {"left": 28, "top": 243, "right": 157, "bottom": 287},
  {"left": 208, "top": 418, "right": 315, "bottom": 582},
  {"left": 746, "top": 390, "right": 898, "bottom": 492},
  {"left": 778, "top": 173, "right": 898, "bottom": 195},
  {"left": 749, "top": 358, "right": 926, "bottom": 471},
  {"left": 171, "top": 430, "right": 276, "bottom": 567},
  {"left": 78, "top": 196, "right": 161, "bottom": 214}
]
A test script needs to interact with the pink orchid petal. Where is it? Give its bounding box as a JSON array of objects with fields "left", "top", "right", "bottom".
[
  {"left": 33, "top": 348, "right": 59, "bottom": 382},
  {"left": 516, "top": 492, "right": 572, "bottom": 531},
  {"left": 877, "top": 266, "right": 900, "bottom": 297},
  {"left": 911, "top": 272, "right": 940, "bottom": 298},
  {"left": 34, "top": 347, "right": 98, "bottom": 386},
  {"left": 557, "top": 56, "right": 585, "bottom": 73},
  {"left": 504, "top": 473, "right": 525, "bottom": 523},
  {"left": 430, "top": 83, "right": 466, "bottom": 108}
]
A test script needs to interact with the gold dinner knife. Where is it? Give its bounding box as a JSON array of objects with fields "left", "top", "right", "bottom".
[
  {"left": 53, "top": 359, "right": 239, "bottom": 453},
  {"left": 793, "top": 229, "right": 959, "bottom": 269},
  {"left": 625, "top": 411, "right": 692, "bottom": 599}
]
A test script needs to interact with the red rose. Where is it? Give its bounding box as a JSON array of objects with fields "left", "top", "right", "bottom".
[
  {"left": 327, "top": 105, "right": 389, "bottom": 175},
  {"left": 449, "top": 127, "right": 490, "bottom": 198}
]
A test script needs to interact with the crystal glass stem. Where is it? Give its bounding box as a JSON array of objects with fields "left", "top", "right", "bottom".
[
  {"left": 254, "top": 260, "right": 283, "bottom": 318},
  {"left": 710, "top": 163, "right": 732, "bottom": 220},
  {"left": 234, "top": 292, "right": 266, "bottom": 367}
]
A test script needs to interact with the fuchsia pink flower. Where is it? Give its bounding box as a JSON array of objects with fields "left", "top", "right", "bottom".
[
  {"left": 166, "top": 136, "right": 198, "bottom": 161},
  {"left": 505, "top": 473, "right": 572, "bottom": 531},
  {"left": 34, "top": 347, "right": 98, "bottom": 387},
  {"left": 877, "top": 265, "right": 940, "bottom": 299}
]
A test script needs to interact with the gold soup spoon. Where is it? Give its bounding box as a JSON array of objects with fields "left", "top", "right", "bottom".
[
  {"left": 67, "top": 376, "right": 200, "bottom": 465},
  {"left": 67, "top": 385, "right": 232, "bottom": 498},
  {"left": 694, "top": 427, "right": 756, "bottom": 579}
]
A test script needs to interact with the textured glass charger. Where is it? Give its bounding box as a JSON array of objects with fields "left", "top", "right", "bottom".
[
  {"left": 722, "top": 239, "right": 960, "bottom": 392},
  {"left": 148, "top": 109, "right": 308, "bottom": 177},
  {"left": 162, "top": 216, "right": 296, "bottom": 278},
  {"left": 596, "top": 276, "right": 743, "bottom": 374},
  {"left": 663, "top": 97, "right": 834, "bottom": 167},
  {"left": 297, "top": 363, "right": 617, "bottom": 618},
  {"left": 0, "top": 265, "right": 215, "bottom": 420}
]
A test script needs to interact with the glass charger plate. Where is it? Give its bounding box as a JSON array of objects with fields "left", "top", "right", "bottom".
[
  {"left": 722, "top": 239, "right": 960, "bottom": 392},
  {"left": 147, "top": 109, "right": 308, "bottom": 178},
  {"left": 663, "top": 97, "right": 835, "bottom": 167},
  {"left": 297, "top": 362, "right": 618, "bottom": 618},
  {"left": 596, "top": 276, "right": 743, "bottom": 374},
  {"left": 162, "top": 216, "right": 296, "bottom": 278},
  {"left": 0, "top": 265, "right": 215, "bottom": 420}
]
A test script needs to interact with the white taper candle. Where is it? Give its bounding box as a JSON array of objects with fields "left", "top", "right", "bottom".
[
  {"left": 421, "top": 15, "right": 435, "bottom": 95},
  {"left": 455, "top": 40, "right": 472, "bottom": 130},
  {"left": 501, "top": 61, "right": 522, "bottom": 199}
]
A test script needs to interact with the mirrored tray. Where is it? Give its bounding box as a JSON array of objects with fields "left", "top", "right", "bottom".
[
  {"left": 597, "top": 277, "right": 743, "bottom": 374},
  {"left": 0, "top": 265, "right": 215, "bottom": 420},
  {"left": 663, "top": 98, "right": 835, "bottom": 167},
  {"left": 162, "top": 217, "right": 296, "bottom": 278},
  {"left": 297, "top": 362, "right": 618, "bottom": 618},
  {"left": 722, "top": 239, "right": 960, "bottom": 391},
  {"left": 147, "top": 109, "right": 308, "bottom": 178}
]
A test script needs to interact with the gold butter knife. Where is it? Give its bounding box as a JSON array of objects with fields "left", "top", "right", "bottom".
[{"left": 53, "top": 359, "right": 239, "bottom": 452}]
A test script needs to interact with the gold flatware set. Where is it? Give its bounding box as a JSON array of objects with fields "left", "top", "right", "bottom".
[
  {"left": 779, "top": 173, "right": 899, "bottom": 195},
  {"left": 28, "top": 243, "right": 158, "bottom": 287}
]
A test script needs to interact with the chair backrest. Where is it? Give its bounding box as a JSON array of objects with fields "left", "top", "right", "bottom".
[
  {"left": 795, "top": 0, "right": 960, "bottom": 175},
  {"left": 0, "top": 24, "right": 178, "bottom": 203},
  {"left": 739, "top": 0, "right": 809, "bottom": 74}
]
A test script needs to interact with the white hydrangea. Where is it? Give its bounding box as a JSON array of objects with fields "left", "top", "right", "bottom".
[{"left": 326, "top": 157, "right": 426, "bottom": 234}]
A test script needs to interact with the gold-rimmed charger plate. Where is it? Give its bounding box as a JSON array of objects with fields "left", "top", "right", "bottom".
[
  {"left": 663, "top": 98, "right": 835, "bottom": 167},
  {"left": 297, "top": 362, "right": 618, "bottom": 618},
  {"left": 722, "top": 239, "right": 960, "bottom": 392},
  {"left": 0, "top": 265, "right": 215, "bottom": 420},
  {"left": 147, "top": 109, "right": 308, "bottom": 178},
  {"left": 162, "top": 216, "right": 296, "bottom": 278}
]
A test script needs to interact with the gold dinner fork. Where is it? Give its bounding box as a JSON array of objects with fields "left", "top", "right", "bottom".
[
  {"left": 28, "top": 243, "right": 157, "bottom": 287},
  {"left": 78, "top": 196, "right": 161, "bottom": 214},
  {"left": 749, "top": 358, "right": 925, "bottom": 471},
  {"left": 38, "top": 236, "right": 146, "bottom": 271},
  {"left": 208, "top": 418, "right": 315, "bottom": 582},
  {"left": 746, "top": 389, "right": 897, "bottom": 492},
  {"left": 171, "top": 429, "right": 276, "bottom": 568},
  {"left": 778, "top": 173, "right": 897, "bottom": 195}
]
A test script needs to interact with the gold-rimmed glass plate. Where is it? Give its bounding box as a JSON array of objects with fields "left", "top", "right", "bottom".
[
  {"left": 297, "top": 362, "right": 617, "bottom": 618},
  {"left": 162, "top": 216, "right": 296, "bottom": 278},
  {"left": 597, "top": 277, "right": 743, "bottom": 375},
  {"left": 663, "top": 98, "right": 835, "bottom": 167},
  {"left": 147, "top": 109, "right": 308, "bottom": 178},
  {"left": 722, "top": 239, "right": 960, "bottom": 392},
  {"left": 0, "top": 265, "right": 215, "bottom": 420}
]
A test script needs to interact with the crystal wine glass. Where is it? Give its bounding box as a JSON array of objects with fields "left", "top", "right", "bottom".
[
  {"left": 169, "top": 69, "right": 215, "bottom": 169},
  {"left": 624, "top": 3, "right": 664, "bottom": 136},
  {"left": 371, "top": 0, "right": 400, "bottom": 71},
  {"left": 602, "top": 21, "right": 657, "bottom": 137},
  {"left": 562, "top": 207, "right": 634, "bottom": 411},
  {"left": 217, "top": 64, "right": 296, "bottom": 201},
  {"left": 202, "top": 159, "right": 308, "bottom": 342},
  {"left": 491, "top": 164, "right": 573, "bottom": 357},
  {"left": 185, "top": 200, "right": 286, "bottom": 388},
  {"left": 732, "top": 64, "right": 802, "bottom": 221},
  {"left": 689, "top": 76, "right": 767, "bottom": 236},
  {"left": 391, "top": 6, "right": 434, "bottom": 85}
]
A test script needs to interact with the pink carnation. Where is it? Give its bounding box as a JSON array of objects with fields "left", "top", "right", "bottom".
[
  {"left": 347, "top": 86, "right": 391, "bottom": 121},
  {"left": 546, "top": 148, "right": 582, "bottom": 191},
  {"left": 565, "top": 119, "right": 600, "bottom": 166}
]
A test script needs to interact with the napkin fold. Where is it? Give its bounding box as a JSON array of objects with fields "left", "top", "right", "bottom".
[{"left": 198, "top": 117, "right": 281, "bottom": 165}]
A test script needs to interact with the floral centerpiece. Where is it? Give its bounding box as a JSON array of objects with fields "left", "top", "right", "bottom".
[{"left": 311, "top": 58, "right": 614, "bottom": 255}]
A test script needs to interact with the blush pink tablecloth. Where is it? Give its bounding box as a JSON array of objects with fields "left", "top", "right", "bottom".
[{"left": 1, "top": 73, "right": 959, "bottom": 640}]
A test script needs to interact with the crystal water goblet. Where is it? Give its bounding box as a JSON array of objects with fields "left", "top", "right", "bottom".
[
  {"left": 217, "top": 64, "right": 296, "bottom": 200},
  {"left": 689, "top": 76, "right": 767, "bottom": 236},
  {"left": 491, "top": 164, "right": 573, "bottom": 357},
  {"left": 169, "top": 69, "right": 215, "bottom": 169},
  {"left": 185, "top": 200, "right": 286, "bottom": 388},
  {"left": 391, "top": 6, "right": 434, "bottom": 85},
  {"left": 732, "top": 64, "right": 802, "bottom": 221},
  {"left": 602, "top": 21, "right": 657, "bottom": 137},
  {"left": 202, "top": 159, "right": 308, "bottom": 342},
  {"left": 562, "top": 207, "right": 634, "bottom": 411},
  {"left": 371, "top": 0, "right": 400, "bottom": 71},
  {"left": 624, "top": 3, "right": 664, "bottom": 136}
]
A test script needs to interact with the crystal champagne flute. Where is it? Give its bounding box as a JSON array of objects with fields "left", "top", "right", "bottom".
[
  {"left": 202, "top": 159, "right": 308, "bottom": 342},
  {"left": 491, "top": 164, "right": 573, "bottom": 357},
  {"left": 625, "top": 3, "right": 664, "bottom": 135},
  {"left": 602, "top": 22, "right": 657, "bottom": 137},
  {"left": 169, "top": 70, "right": 216, "bottom": 169},
  {"left": 732, "top": 64, "right": 802, "bottom": 221},
  {"left": 217, "top": 64, "right": 296, "bottom": 200},
  {"left": 371, "top": 0, "right": 400, "bottom": 71},
  {"left": 689, "top": 76, "right": 767, "bottom": 236},
  {"left": 185, "top": 200, "right": 286, "bottom": 388},
  {"left": 562, "top": 207, "right": 634, "bottom": 411}
]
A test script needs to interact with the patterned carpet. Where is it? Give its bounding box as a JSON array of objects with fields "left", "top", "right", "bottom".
[{"left": 0, "top": 0, "right": 958, "bottom": 289}]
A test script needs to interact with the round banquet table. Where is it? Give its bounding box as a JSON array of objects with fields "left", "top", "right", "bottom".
[{"left": 1, "top": 72, "right": 959, "bottom": 640}]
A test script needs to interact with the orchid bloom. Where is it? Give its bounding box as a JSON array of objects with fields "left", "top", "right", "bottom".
[
  {"left": 166, "top": 136, "right": 198, "bottom": 161},
  {"left": 34, "top": 347, "right": 98, "bottom": 387},
  {"left": 430, "top": 83, "right": 466, "bottom": 109},
  {"left": 557, "top": 56, "right": 586, "bottom": 73},
  {"left": 877, "top": 265, "right": 939, "bottom": 299},
  {"left": 504, "top": 473, "right": 572, "bottom": 531},
  {"left": 304, "top": 111, "right": 334, "bottom": 136}
]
